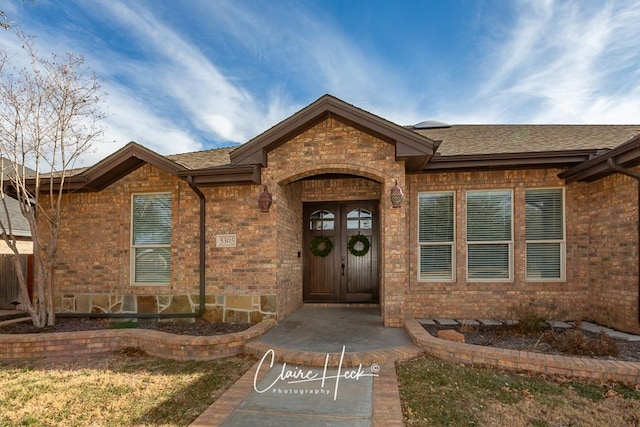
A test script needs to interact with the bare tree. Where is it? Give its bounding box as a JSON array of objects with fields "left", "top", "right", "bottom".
[
  {"left": 0, "top": 33, "right": 106, "bottom": 327},
  {"left": 1, "top": 11, "right": 9, "bottom": 30}
]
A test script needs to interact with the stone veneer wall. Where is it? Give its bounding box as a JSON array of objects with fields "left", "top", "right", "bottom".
[
  {"left": 405, "top": 168, "right": 590, "bottom": 323},
  {"left": 55, "top": 293, "right": 276, "bottom": 324}
]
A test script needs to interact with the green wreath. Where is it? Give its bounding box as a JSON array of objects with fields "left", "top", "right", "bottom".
[
  {"left": 310, "top": 235, "right": 334, "bottom": 257},
  {"left": 348, "top": 234, "right": 370, "bottom": 257}
]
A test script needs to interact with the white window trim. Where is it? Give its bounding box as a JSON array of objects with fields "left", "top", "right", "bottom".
[
  {"left": 466, "top": 189, "right": 514, "bottom": 282},
  {"left": 525, "top": 187, "right": 566, "bottom": 282},
  {"left": 130, "top": 192, "right": 172, "bottom": 286},
  {"left": 417, "top": 191, "right": 456, "bottom": 282}
]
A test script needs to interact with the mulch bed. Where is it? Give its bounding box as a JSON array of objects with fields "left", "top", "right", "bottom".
[
  {"left": 0, "top": 317, "right": 251, "bottom": 336},
  {"left": 423, "top": 324, "right": 640, "bottom": 363},
  {"left": 3, "top": 317, "right": 639, "bottom": 363}
]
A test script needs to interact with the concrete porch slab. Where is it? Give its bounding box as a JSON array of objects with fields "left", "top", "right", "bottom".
[{"left": 244, "top": 307, "right": 423, "bottom": 367}]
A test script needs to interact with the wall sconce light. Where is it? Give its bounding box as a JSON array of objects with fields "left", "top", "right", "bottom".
[
  {"left": 390, "top": 180, "right": 404, "bottom": 208},
  {"left": 258, "top": 185, "right": 272, "bottom": 212}
]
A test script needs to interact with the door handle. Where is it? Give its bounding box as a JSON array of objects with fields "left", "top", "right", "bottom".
[{"left": 341, "top": 256, "right": 345, "bottom": 276}]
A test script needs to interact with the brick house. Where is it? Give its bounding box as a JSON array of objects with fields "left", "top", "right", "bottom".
[{"left": 50, "top": 95, "right": 640, "bottom": 333}]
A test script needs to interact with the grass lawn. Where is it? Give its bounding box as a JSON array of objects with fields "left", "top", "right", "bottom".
[
  {"left": 397, "top": 355, "right": 640, "bottom": 427},
  {"left": 5, "top": 349, "right": 640, "bottom": 427},
  {"left": 0, "top": 349, "right": 255, "bottom": 427}
]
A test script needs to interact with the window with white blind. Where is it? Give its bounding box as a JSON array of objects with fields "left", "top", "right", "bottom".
[
  {"left": 418, "top": 192, "right": 455, "bottom": 281},
  {"left": 525, "top": 188, "right": 565, "bottom": 280},
  {"left": 131, "top": 193, "right": 172, "bottom": 285},
  {"left": 466, "top": 190, "right": 513, "bottom": 280}
]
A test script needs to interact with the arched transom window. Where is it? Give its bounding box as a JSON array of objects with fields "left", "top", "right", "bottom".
[{"left": 309, "top": 210, "right": 335, "bottom": 231}]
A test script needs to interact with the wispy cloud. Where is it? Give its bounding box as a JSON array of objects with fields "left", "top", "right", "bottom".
[
  {"left": 182, "top": 1, "right": 424, "bottom": 124},
  {"left": 4, "top": 0, "right": 638, "bottom": 168},
  {"left": 85, "top": 1, "right": 290, "bottom": 145},
  {"left": 471, "top": 0, "right": 640, "bottom": 124}
]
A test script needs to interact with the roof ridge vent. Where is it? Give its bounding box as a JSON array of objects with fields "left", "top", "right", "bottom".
[{"left": 412, "top": 120, "right": 451, "bottom": 129}]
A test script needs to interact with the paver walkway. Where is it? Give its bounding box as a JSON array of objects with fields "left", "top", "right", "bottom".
[
  {"left": 190, "top": 358, "right": 404, "bottom": 426},
  {"left": 191, "top": 306, "right": 410, "bottom": 426}
]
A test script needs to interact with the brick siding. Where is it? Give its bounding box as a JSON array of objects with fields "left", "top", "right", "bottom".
[
  {"left": 50, "top": 117, "right": 640, "bottom": 332},
  {"left": 579, "top": 173, "right": 639, "bottom": 333}
]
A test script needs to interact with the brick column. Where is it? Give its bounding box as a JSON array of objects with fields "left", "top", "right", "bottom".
[{"left": 381, "top": 177, "right": 407, "bottom": 327}]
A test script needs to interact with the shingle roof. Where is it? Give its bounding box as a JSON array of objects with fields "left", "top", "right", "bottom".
[
  {"left": 63, "top": 124, "right": 640, "bottom": 180},
  {"left": 0, "top": 196, "right": 30, "bottom": 237},
  {"left": 414, "top": 125, "right": 640, "bottom": 156},
  {"left": 161, "top": 125, "right": 640, "bottom": 169},
  {"left": 167, "top": 146, "right": 236, "bottom": 169},
  {"left": 53, "top": 124, "right": 640, "bottom": 181}
]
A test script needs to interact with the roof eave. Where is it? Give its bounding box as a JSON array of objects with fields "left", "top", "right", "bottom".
[
  {"left": 27, "top": 142, "right": 188, "bottom": 193},
  {"left": 419, "top": 150, "right": 599, "bottom": 173},
  {"left": 178, "top": 165, "right": 261, "bottom": 186},
  {"left": 559, "top": 135, "right": 640, "bottom": 182}
]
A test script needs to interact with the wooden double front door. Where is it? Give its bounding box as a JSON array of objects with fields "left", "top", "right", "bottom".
[{"left": 303, "top": 201, "right": 379, "bottom": 303}]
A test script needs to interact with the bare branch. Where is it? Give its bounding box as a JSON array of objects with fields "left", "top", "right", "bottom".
[{"left": 0, "top": 31, "right": 106, "bottom": 327}]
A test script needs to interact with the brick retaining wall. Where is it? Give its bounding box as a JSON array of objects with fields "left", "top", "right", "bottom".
[
  {"left": 404, "top": 318, "right": 640, "bottom": 385},
  {"left": 0, "top": 319, "right": 275, "bottom": 361}
]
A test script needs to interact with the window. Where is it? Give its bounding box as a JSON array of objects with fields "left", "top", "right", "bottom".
[
  {"left": 131, "top": 193, "right": 172, "bottom": 285},
  {"left": 347, "top": 209, "right": 372, "bottom": 230},
  {"left": 466, "top": 190, "right": 512, "bottom": 280},
  {"left": 418, "top": 192, "right": 455, "bottom": 280},
  {"left": 525, "top": 188, "right": 565, "bottom": 280},
  {"left": 309, "top": 210, "right": 335, "bottom": 230}
]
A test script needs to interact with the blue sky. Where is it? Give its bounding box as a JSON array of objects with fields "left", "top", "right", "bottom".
[{"left": 2, "top": 0, "right": 640, "bottom": 166}]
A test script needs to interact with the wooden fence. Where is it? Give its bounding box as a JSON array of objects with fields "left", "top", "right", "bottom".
[{"left": 0, "top": 254, "right": 33, "bottom": 310}]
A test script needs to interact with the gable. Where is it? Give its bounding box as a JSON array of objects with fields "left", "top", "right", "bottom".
[
  {"left": 230, "top": 94, "right": 437, "bottom": 172},
  {"left": 40, "top": 142, "right": 187, "bottom": 192}
]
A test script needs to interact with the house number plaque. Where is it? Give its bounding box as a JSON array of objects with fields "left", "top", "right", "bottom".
[{"left": 216, "top": 234, "right": 237, "bottom": 248}]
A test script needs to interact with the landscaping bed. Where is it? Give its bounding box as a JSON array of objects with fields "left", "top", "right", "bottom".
[
  {"left": 422, "top": 323, "right": 640, "bottom": 362},
  {"left": 0, "top": 317, "right": 252, "bottom": 335}
]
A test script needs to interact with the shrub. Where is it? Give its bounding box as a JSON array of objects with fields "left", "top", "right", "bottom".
[
  {"left": 512, "top": 299, "right": 548, "bottom": 334},
  {"left": 545, "top": 328, "right": 619, "bottom": 358}
]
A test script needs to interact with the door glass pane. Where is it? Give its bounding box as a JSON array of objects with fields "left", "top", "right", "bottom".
[
  {"left": 346, "top": 209, "right": 372, "bottom": 230},
  {"left": 309, "top": 210, "right": 334, "bottom": 230}
]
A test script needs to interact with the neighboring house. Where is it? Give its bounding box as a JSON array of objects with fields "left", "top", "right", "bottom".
[
  {"left": 0, "top": 159, "right": 33, "bottom": 254},
  {"left": 41, "top": 95, "right": 640, "bottom": 333},
  {"left": 0, "top": 195, "right": 32, "bottom": 254},
  {"left": 0, "top": 159, "right": 34, "bottom": 310}
]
